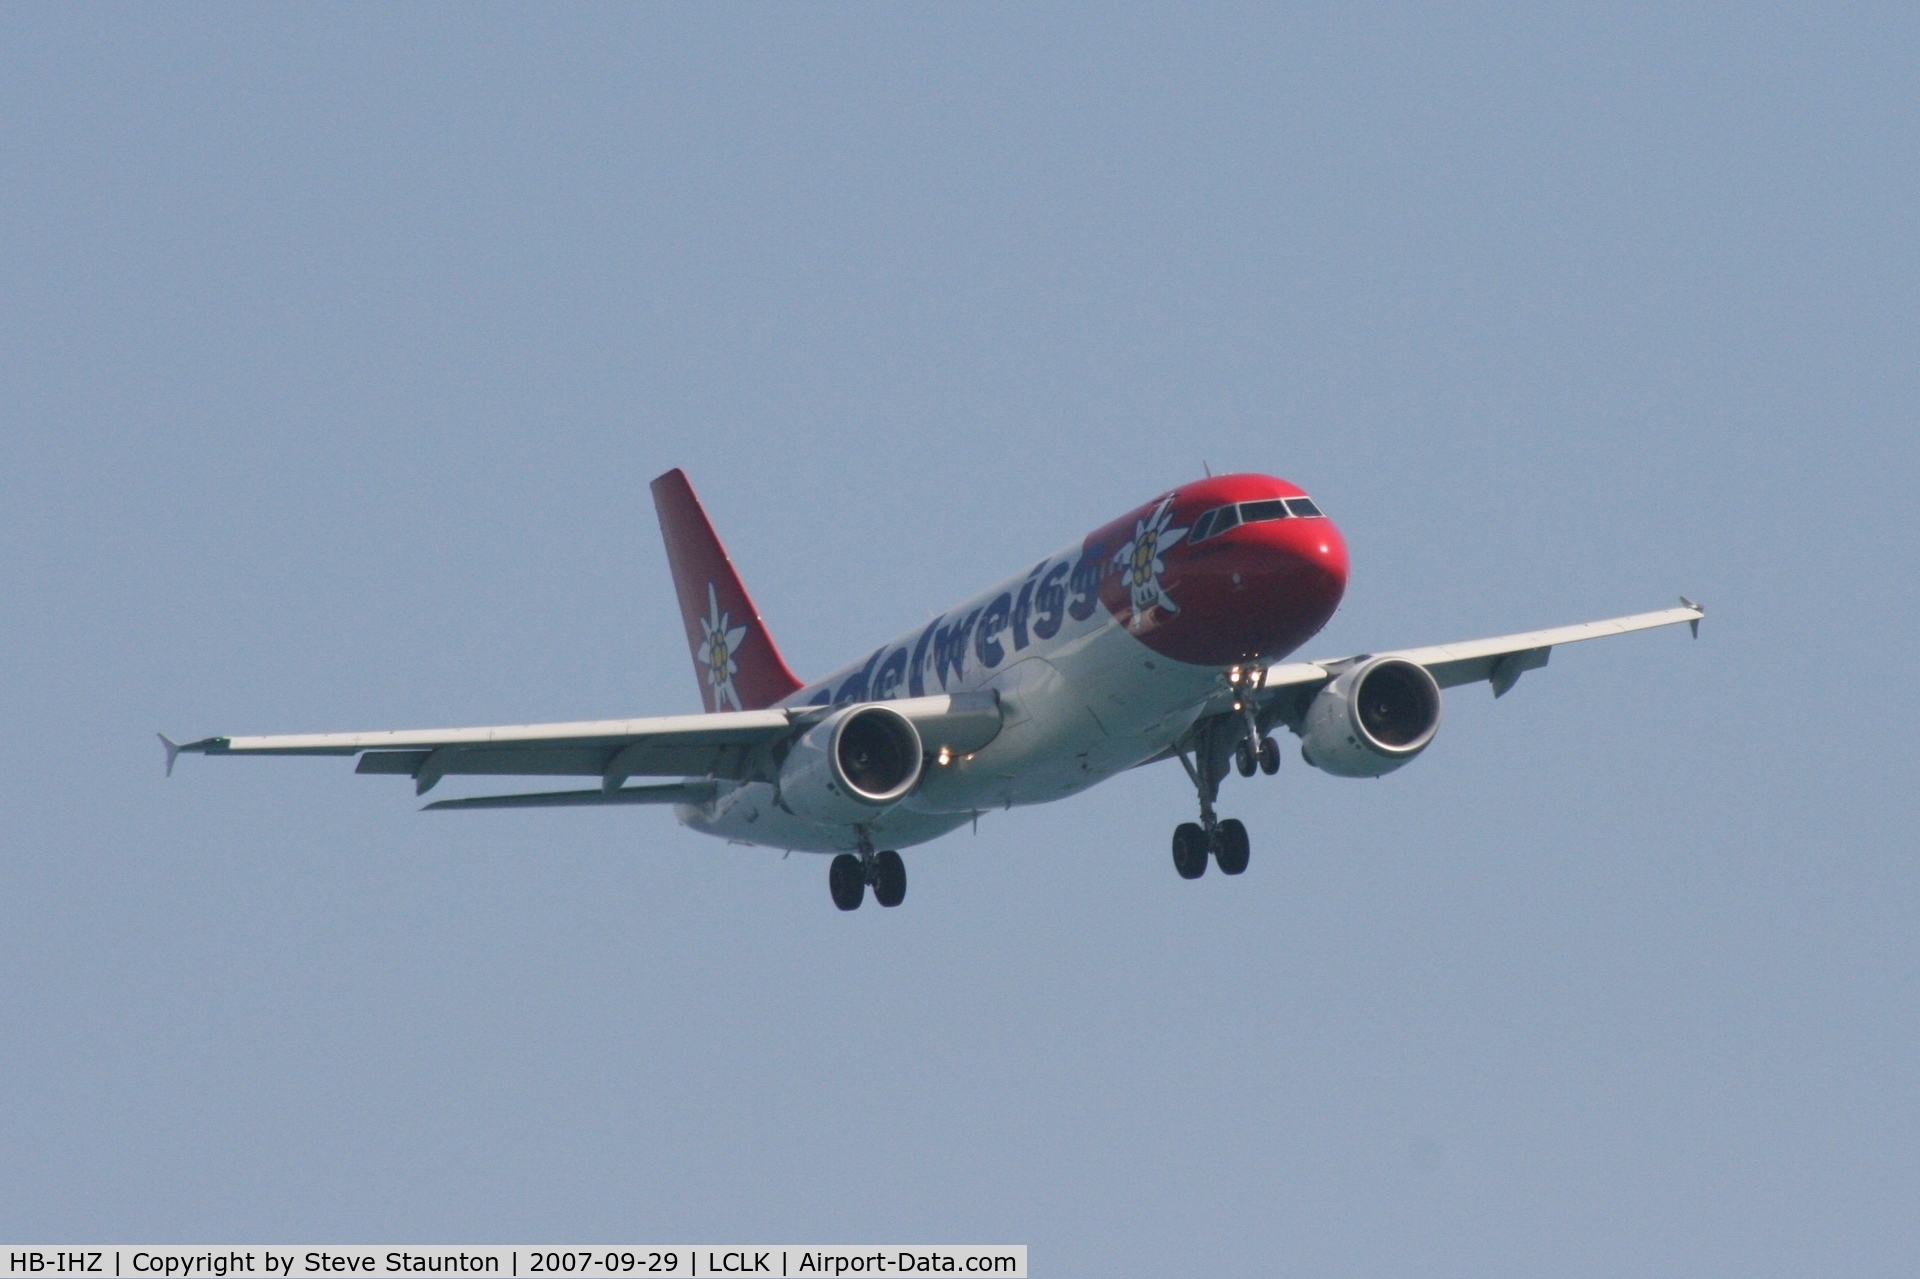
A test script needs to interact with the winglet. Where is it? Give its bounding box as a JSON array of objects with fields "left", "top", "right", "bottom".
[
  {"left": 1679, "top": 596, "right": 1703, "bottom": 639},
  {"left": 158, "top": 734, "right": 227, "bottom": 774}
]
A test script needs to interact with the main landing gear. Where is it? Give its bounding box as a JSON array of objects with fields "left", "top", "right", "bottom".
[
  {"left": 829, "top": 836, "right": 906, "bottom": 910},
  {"left": 1171, "top": 818, "right": 1250, "bottom": 878},
  {"left": 1173, "top": 702, "right": 1276, "bottom": 879}
]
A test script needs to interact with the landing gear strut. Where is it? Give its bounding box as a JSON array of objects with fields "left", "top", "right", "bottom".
[
  {"left": 1173, "top": 721, "right": 1254, "bottom": 879},
  {"left": 830, "top": 834, "right": 907, "bottom": 910},
  {"left": 1229, "top": 671, "right": 1282, "bottom": 778}
]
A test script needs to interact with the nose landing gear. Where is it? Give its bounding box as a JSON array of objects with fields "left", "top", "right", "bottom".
[
  {"left": 1234, "top": 736, "right": 1282, "bottom": 776},
  {"left": 1231, "top": 666, "right": 1282, "bottom": 779},
  {"left": 829, "top": 835, "right": 907, "bottom": 910}
]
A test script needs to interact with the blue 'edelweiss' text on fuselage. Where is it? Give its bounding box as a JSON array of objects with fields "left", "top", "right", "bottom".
[{"left": 792, "top": 539, "right": 1113, "bottom": 709}]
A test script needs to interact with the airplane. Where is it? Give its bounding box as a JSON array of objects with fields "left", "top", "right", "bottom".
[{"left": 162, "top": 469, "right": 1702, "bottom": 910}]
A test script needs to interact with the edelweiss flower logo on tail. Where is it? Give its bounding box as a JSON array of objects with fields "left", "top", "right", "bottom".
[
  {"left": 1112, "top": 497, "right": 1188, "bottom": 630},
  {"left": 699, "top": 581, "right": 749, "bottom": 711}
]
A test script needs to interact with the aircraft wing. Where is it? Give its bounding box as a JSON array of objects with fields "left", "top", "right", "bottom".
[
  {"left": 1250, "top": 600, "right": 1704, "bottom": 723},
  {"left": 161, "top": 692, "right": 1004, "bottom": 800}
]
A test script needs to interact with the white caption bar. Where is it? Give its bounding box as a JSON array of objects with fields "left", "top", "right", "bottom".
[{"left": 0, "top": 1250, "right": 1025, "bottom": 1279}]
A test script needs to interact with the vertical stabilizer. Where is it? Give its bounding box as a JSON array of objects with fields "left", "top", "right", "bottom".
[{"left": 650, "top": 469, "right": 805, "bottom": 713}]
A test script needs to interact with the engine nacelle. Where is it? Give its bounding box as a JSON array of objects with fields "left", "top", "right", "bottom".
[
  {"left": 1300, "top": 656, "right": 1442, "bottom": 778},
  {"left": 777, "top": 704, "right": 925, "bottom": 824}
]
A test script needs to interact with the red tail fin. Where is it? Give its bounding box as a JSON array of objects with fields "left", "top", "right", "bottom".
[{"left": 650, "top": 469, "right": 804, "bottom": 713}]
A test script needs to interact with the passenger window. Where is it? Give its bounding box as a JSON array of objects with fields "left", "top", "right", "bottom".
[
  {"left": 1285, "top": 497, "right": 1322, "bottom": 518},
  {"left": 1240, "top": 499, "right": 1288, "bottom": 523},
  {"left": 1189, "top": 509, "right": 1216, "bottom": 542}
]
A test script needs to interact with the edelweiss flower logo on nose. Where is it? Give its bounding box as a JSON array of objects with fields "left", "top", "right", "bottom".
[
  {"left": 1111, "top": 497, "right": 1188, "bottom": 630},
  {"left": 699, "top": 582, "right": 749, "bottom": 711}
]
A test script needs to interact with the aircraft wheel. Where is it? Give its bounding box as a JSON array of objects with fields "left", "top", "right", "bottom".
[
  {"left": 1172, "top": 823, "right": 1209, "bottom": 879},
  {"left": 873, "top": 850, "right": 907, "bottom": 907},
  {"left": 1215, "top": 818, "right": 1250, "bottom": 875},
  {"left": 1258, "top": 736, "right": 1281, "bottom": 775},
  {"left": 829, "top": 853, "right": 866, "bottom": 910},
  {"left": 1234, "top": 740, "right": 1257, "bottom": 777}
]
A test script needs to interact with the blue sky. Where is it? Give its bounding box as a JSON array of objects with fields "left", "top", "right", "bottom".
[{"left": 3, "top": 5, "right": 1916, "bottom": 1273}]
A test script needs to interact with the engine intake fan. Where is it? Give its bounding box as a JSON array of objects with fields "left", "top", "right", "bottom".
[
  {"left": 1300, "top": 657, "right": 1441, "bottom": 778},
  {"left": 777, "top": 704, "right": 924, "bottom": 823}
]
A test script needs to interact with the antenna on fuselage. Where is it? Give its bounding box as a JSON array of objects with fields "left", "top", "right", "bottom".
[{"left": 1203, "top": 459, "right": 1212, "bottom": 477}]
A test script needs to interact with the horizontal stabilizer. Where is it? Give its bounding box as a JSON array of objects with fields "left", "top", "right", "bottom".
[{"left": 422, "top": 780, "right": 718, "bottom": 811}]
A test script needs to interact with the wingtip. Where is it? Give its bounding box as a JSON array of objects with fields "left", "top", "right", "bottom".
[
  {"left": 1679, "top": 596, "right": 1703, "bottom": 638},
  {"left": 158, "top": 732, "right": 182, "bottom": 777}
]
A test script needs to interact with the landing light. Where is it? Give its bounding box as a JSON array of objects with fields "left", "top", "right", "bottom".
[{"left": 937, "top": 746, "right": 953, "bottom": 766}]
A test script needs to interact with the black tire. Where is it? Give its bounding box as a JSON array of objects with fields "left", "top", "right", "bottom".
[
  {"left": 1258, "top": 735, "right": 1281, "bottom": 775},
  {"left": 873, "top": 850, "right": 907, "bottom": 907},
  {"left": 829, "top": 853, "right": 866, "bottom": 910},
  {"left": 1172, "top": 822, "right": 1209, "bottom": 879},
  {"left": 1235, "top": 739, "right": 1257, "bottom": 777},
  {"left": 1215, "top": 818, "right": 1250, "bottom": 875}
]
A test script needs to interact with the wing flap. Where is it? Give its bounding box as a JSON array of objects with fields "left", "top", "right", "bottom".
[
  {"left": 366, "top": 744, "right": 755, "bottom": 779},
  {"left": 354, "top": 751, "right": 426, "bottom": 775},
  {"left": 423, "top": 781, "right": 719, "bottom": 811},
  {"left": 355, "top": 746, "right": 617, "bottom": 779}
]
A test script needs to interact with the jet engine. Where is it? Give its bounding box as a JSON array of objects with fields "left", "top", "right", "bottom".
[
  {"left": 777, "top": 703, "right": 925, "bottom": 824},
  {"left": 1299, "top": 657, "right": 1441, "bottom": 778}
]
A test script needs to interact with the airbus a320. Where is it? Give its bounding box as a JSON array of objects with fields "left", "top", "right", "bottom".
[{"left": 164, "top": 470, "right": 1702, "bottom": 910}]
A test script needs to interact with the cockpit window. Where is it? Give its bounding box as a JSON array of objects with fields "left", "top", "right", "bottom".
[
  {"left": 1190, "top": 495, "right": 1324, "bottom": 543},
  {"left": 1239, "top": 499, "right": 1288, "bottom": 523},
  {"left": 1190, "top": 506, "right": 1233, "bottom": 543}
]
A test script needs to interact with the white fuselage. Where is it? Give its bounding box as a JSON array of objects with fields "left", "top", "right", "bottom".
[{"left": 679, "top": 538, "right": 1229, "bottom": 854}]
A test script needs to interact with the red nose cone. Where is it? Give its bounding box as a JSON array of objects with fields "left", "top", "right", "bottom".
[
  {"left": 1166, "top": 512, "right": 1348, "bottom": 665},
  {"left": 1094, "top": 475, "right": 1348, "bottom": 667}
]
